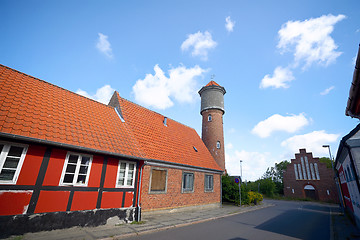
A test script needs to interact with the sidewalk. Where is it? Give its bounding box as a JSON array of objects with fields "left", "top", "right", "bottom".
[
  {"left": 7, "top": 203, "right": 271, "bottom": 240},
  {"left": 5, "top": 201, "right": 360, "bottom": 240},
  {"left": 331, "top": 208, "right": 360, "bottom": 240}
]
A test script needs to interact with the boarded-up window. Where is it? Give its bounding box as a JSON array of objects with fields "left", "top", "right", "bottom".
[{"left": 150, "top": 169, "right": 167, "bottom": 193}]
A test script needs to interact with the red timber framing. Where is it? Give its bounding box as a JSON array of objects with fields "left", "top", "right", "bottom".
[
  {"left": 0, "top": 141, "right": 139, "bottom": 214},
  {"left": 0, "top": 139, "right": 140, "bottom": 237}
]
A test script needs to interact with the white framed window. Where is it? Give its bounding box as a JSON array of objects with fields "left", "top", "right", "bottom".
[
  {"left": 60, "top": 152, "right": 92, "bottom": 186},
  {"left": 216, "top": 141, "right": 221, "bottom": 149},
  {"left": 116, "top": 161, "right": 136, "bottom": 188},
  {"left": 208, "top": 114, "right": 212, "bottom": 122},
  {"left": 182, "top": 172, "right": 194, "bottom": 193},
  {"left": 0, "top": 142, "right": 28, "bottom": 184},
  {"left": 204, "top": 174, "right": 213, "bottom": 192}
]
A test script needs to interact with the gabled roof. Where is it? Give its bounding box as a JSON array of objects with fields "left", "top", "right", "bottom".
[{"left": 0, "top": 64, "right": 222, "bottom": 171}]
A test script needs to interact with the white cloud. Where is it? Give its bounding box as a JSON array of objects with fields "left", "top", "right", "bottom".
[
  {"left": 226, "top": 143, "right": 233, "bottom": 150},
  {"left": 132, "top": 64, "right": 207, "bottom": 109},
  {"left": 226, "top": 150, "right": 273, "bottom": 181},
  {"left": 260, "top": 66, "right": 295, "bottom": 89},
  {"left": 277, "top": 14, "right": 346, "bottom": 69},
  {"left": 181, "top": 31, "right": 217, "bottom": 61},
  {"left": 252, "top": 113, "right": 309, "bottom": 138},
  {"left": 76, "top": 85, "right": 115, "bottom": 104},
  {"left": 228, "top": 128, "right": 236, "bottom": 134},
  {"left": 281, "top": 130, "right": 340, "bottom": 157},
  {"left": 320, "top": 86, "right": 335, "bottom": 95},
  {"left": 225, "top": 16, "right": 235, "bottom": 32},
  {"left": 96, "top": 33, "right": 113, "bottom": 58}
]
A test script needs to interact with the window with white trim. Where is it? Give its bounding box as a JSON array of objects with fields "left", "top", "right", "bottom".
[
  {"left": 216, "top": 141, "right": 221, "bottom": 149},
  {"left": 60, "top": 152, "right": 92, "bottom": 186},
  {"left": 204, "top": 174, "right": 213, "bottom": 192},
  {"left": 182, "top": 172, "right": 194, "bottom": 192},
  {"left": 116, "top": 161, "right": 136, "bottom": 188},
  {"left": 208, "top": 114, "right": 212, "bottom": 122},
  {"left": 0, "top": 142, "right": 28, "bottom": 184}
]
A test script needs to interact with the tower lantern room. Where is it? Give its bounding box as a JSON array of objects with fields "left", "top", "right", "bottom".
[{"left": 198, "top": 81, "right": 226, "bottom": 171}]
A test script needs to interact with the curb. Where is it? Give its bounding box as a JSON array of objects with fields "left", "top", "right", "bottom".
[{"left": 101, "top": 204, "right": 274, "bottom": 240}]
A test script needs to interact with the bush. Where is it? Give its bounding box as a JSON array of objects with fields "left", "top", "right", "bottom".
[
  {"left": 248, "top": 191, "right": 263, "bottom": 204},
  {"left": 222, "top": 174, "right": 251, "bottom": 205}
]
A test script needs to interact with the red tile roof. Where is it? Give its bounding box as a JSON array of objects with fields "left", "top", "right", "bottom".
[
  {"left": 0, "top": 64, "right": 221, "bottom": 171},
  {"left": 205, "top": 81, "right": 221, "bottom": 87}
]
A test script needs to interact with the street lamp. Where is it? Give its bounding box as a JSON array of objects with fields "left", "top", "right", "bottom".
[
  {"left": 322, "top": 145, "right": 334, "bottom": 169},
  {"left": 240, "top": 160, "right": 243, "bottom": 179},
  {"left": 323, "top": 144, "right": 343, "bottom": 211},
  {"left": 239, "top": 160, "right": 243, "bottom": 207}
]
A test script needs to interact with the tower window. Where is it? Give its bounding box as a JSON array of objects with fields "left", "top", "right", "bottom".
[
  {"left": 208, "top": 114, "right": 212, "bottom": 122},
  {"left": 216, "top": 141, "right": 221, "bottom": 149}
]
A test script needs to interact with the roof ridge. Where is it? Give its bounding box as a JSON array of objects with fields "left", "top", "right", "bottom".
[
  {"left": 118, "top": 96, "right": 198, "bottom": 132},
  {"left": 0, "top": 64, "right": 114, "bottom": 108}
]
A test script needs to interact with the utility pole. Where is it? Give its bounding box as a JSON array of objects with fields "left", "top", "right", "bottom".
[{"left": 239, "top": 160, "right": 243, "bottom": 206}]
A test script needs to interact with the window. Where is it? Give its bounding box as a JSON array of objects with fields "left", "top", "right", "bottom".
[
  {"left": 60, "top": 152, "right": 92, "bottom": 186},
  {"left": 216, "top": 141, "right": 221, "bottom": 149},
  {"left": 149, "top": 168, "right": 167, "bottom": 193},
  {"left": 204, "top": 174, "right": 213, "bottom": 192},
  {"left": 348, "top": 166, "right": 353, "bottom": 181},
  {"left": 0, "top": 142, "right": 28, "bottom": 184},
  {"left": 116, "top": 161, "right": 136, "bottom": 188},
  {"left": 208, "top": 114, "right": 212, "bottom": 122},
  {"left": 182, "top": 172, "right": 194, "bottom": 192}
]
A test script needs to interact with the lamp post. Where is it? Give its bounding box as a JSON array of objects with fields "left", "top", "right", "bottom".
[
  {"left": 239, "top": 160, "right": 243, "bottom": 207},
  {"left": 322, "top": 145, "right": 334, "bottom": 169},
  {"left": 323, "top": 144, "right": 344, "bottom": 211}
]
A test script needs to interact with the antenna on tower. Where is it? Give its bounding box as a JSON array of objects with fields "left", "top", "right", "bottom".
[{"left": 211, "top": 74, "right": 215, "bottom": 81}]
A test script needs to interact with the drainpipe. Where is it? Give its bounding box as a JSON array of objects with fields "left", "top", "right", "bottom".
[{"left": 136, "top": 161, "right": 147, "bottom": 222}]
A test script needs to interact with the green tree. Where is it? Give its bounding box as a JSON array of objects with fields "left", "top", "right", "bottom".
[
  {"left": 319, "top": 157, "right": 333, "bottom": 169},
  {"left": 260, "top": 160, "right": 290, "bottom": 195},
  {"left": 275, "top": 160, "right": 290, "bottom": 183},
  {"left": 257, "top": 178, "right": 276, "bottom": 197},
  {"left": 222, "top": 174, "right": 250, "bottom": 205}
]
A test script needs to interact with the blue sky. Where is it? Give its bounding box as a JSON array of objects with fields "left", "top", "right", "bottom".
[{"left": 1, "top": 0, "right": 360, "bottom": 181}]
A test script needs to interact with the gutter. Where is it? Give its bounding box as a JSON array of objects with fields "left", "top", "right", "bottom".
[
  {"left": 346, "top": 44, "right": 360, "bottom": 117},
  {"left": 0, "top": 132, "right": 148, "bottom": 162}
]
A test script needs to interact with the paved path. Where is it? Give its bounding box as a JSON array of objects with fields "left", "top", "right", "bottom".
[{"left": 5, "top": 200, "right": 360, "bottom": 240}]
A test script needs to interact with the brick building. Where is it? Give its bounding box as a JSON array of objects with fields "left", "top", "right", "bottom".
[
  {"left": 283, "top": 149, "right": 338, "bottom": 202},
  {"left": 0, "top": 64, "right": 225, "bottom": 236}
]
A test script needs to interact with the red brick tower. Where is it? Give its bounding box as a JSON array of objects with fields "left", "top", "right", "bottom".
[{"left": 198, "top": 81, "right": 226, "bottom": 171}]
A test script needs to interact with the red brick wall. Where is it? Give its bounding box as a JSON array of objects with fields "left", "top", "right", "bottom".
[
  {"left": 283, "top": 149, "right": 338, "bottom": 203},
  {"left": 201, "top": 109, "right": 225, "bottom": 171},
  {"left": 140, "top": 165, "right": 221, "bottom": 210}
]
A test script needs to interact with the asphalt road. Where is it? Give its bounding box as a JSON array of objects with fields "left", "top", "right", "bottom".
[{"left": 124, "top": 200, "right": 337, "bottom": 240}]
